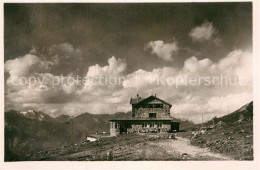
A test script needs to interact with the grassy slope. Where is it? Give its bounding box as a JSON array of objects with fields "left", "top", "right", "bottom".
[
  {"left": 5, "top": 110, "right": 81, "bottom": 161},
  {"left": 179, "top": 101, "right": 253, "bottom": 160}
]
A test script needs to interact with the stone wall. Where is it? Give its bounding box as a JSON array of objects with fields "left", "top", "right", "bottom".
[
  {"left": 127, "top": 122, "right": 171, "bottom": 133},
  {"left": 134, "top": 101, "right": 170, "bottom": 118},
  {"left": 110, "top": 121, "right": 174, "bottom": 135}
]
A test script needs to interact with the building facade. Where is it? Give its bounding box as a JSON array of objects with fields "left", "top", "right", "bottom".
[{"left": 110, "top": 94, "right": 180, "bottom": 136}]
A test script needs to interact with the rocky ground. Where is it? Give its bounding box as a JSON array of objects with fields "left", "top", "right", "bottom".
[
  {"left": 177, "top": 101, "right": 254, "bottom": 160},
  {"left": 178, "top": 120, "right": 253, "bottom": 160},
  {"left": 26, "top": 133, "right": 232, "bottom": 161},
  {"left": 26, "top": 119, "right": 252, "bottom": 161}
]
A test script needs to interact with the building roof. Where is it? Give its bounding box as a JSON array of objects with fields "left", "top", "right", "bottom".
[
  {"left": 130, "top": 97, "right": 143, "bottom": 104},
  {"left": 130, "top": 94, "right": 143, "bottom": 104},
  {"left": 131, "top": 95, "right": 172, "bottom": 107},
  {"left": 110, "top": 117, "right": 179, "bottom": 121}
]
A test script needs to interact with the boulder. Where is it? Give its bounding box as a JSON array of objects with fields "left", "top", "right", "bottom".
[{"left": 216, "top": 121, "right": 226, "bottom": 126}]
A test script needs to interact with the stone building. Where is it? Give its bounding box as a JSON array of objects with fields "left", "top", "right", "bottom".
[{"left": 109, "top": 94, "right": 180, "bottom": 136}]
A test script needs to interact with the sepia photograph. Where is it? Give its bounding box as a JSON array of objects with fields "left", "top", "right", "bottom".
[{"left": 1, "top": 1, "right": 259, "bottom": 169}]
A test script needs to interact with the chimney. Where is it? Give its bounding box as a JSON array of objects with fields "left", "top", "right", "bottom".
[{"left": 137, "top": 94, "right": 139, "bottom": 102}]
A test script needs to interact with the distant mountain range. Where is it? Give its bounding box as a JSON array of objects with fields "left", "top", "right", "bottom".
[{"left": 5, "top": 109, "right": 194, "bottom": 161}]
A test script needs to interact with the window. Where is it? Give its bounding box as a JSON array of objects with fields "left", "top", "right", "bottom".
[
  {"left": 110, "top": 122, "right": 114, "bottom": 128},
  {"left": 157, "top": 122, "right": 162, "bottom": 128},
  {"left": 141, "top": 104, "right": 163, "bottom": 108},
  {"left": 149, "top": 113, "right": 156, "bottom": 118},
  {"left": 150, "top": 122, "right": 154, "bottom": 128},
  {"left": 156, "top": 104, "right": 163, "bottom": 108},
  {"left": 115, "top": 123, "right": 120, "bottom": 129}
]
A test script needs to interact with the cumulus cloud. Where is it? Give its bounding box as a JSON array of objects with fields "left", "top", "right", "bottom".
[
  {"left": 5, "top": 54, "right": 54, "bottom": 77},
  {"left": 122, "top": 49, "right": 252, "bottom": 123},
  {"left": 218, "top": 50, "right": 252, "bottom": 77},
  {"left": 145, "top": 40, "right": 179, "bottom": 61},
  {"left": 123, "top": 67, "right": 177, "bottom": 89},
  {"left": 124, "top": 49, "right": 252, "bottom": 91},
  {"left": 4, "top": 45, "right": 252, "bottom": 123},
  {"left": 189, "top": 21, "right": 221, "bottom": 44},
  {"left": 76, "top": 56, "right": 127, "bottom": 99},
  {"left": 86, "top": 56, "right": 126, "bottom": 77},
  {"left": 4, "top": 52, "right": 130, "bottom": 116},
  {"left": 4, "top": 52, "right": 79, "bottom": 105},
  {"left": 183, "top": 57, "right": 215, "bottom": 74}
]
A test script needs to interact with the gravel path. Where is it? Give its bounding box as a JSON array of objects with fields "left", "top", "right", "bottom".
[{"left": 148, "top": 136, "right": 232, "bottom": 160}]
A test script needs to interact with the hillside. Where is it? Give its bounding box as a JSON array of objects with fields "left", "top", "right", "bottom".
[
  {"left": 54, "top": 114, "right": 71, "bottom": 123},
  {"left": 4, "top": 110, "right": 193, "bottom": 161},
  {"left": 5, "top": 110, "right": 76, "bottom": 161},
  {"left": 179, "top": 101, "right": 253, "bottom": 160}
]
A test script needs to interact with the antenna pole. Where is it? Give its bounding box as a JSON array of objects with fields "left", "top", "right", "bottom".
[{"left": 202, "top": 113, "right": 204, "bottom": 126}]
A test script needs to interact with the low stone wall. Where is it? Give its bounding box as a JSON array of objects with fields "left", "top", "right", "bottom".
[
  {"left": 110, "top": 128, "right": 120, "bottom": 136},
  {"left": 110, "top": 121, "right": 174, "bottom": 135},
  {"left": 127, "top": 124, "right": 171, "bottom": 133}
]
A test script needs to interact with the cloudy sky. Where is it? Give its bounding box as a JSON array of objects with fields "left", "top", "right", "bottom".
[{"left": 4, "top": 3, "right": 252, "bottom": 123}]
